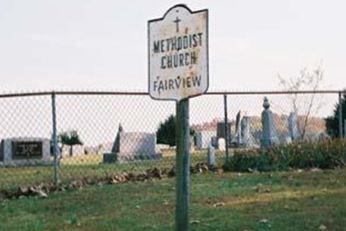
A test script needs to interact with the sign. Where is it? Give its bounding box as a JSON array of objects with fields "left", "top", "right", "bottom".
[
  {"left": 12, "top": 141, "right": 42, "bottom": 159},
  {"left": 148, "top": 4, "right": 209, "bottom": 101}
]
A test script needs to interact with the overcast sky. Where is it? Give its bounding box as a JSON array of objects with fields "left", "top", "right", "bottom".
[{"left": 0, "top": 0, "right": 345, "bottom": 92}]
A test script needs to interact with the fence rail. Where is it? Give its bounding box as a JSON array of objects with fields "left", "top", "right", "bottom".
[{"left": 0, "top": 89, "right": 345, "bottom": 98}]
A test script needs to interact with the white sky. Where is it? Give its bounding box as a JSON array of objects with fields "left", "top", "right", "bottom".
[
  {"left": 0, "top": 0, "right": 344, "bottom": 146},
  {"left": 0, "top": 0, "right": 345, "bottom": 92}
]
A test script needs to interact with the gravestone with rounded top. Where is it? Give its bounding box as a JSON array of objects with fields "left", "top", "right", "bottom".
[{"left": 288, "top": 112, "right": 300, "bottom": 141}]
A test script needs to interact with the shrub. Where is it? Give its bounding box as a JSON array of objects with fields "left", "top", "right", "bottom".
[{"left": 223, "top": 139, "right": 346, "bottom": 172}]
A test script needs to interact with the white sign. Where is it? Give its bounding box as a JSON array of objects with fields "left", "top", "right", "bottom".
[{"left": 148, "top": 4, "right": 209, "bottom": 101}]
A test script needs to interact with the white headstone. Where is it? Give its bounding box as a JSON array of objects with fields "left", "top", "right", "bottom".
[
  {"left": 117, "top": 132, "right": 161, "bottom": 162},
  {"left": 241, "top": 116, "right": 257, "bottom": 148},
  {"left": 218, "top": 138, "right": 226, "bottom": 151},
  {"left": 288, "top": 112, "right": 300, "bottom": 141},
  {"left": 207, "top": 144, "right": 215, "bottom": 166}
]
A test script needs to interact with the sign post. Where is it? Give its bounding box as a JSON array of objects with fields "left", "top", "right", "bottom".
[
  {"left": 148, "top": 4, "right": 208, "bottom": 230},
  {"left": 175, "top": 98, "right": 190, "bottom": 230}
]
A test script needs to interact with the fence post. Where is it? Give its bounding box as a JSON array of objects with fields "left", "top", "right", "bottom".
[
  {"left": 175, "top": 99, "right": 190, "bottom": 231},
  {"left": 51, "top": 92, "right": 59, "bottom": 186},
  {"left": 344, "top": 119, "right": 346, "bottom": 139},
  {"left": 339, "top": 92, "right": 343, "bottom": 138},
  {"left": 223, "top": 94, "right": 229, "bottom": 161}
]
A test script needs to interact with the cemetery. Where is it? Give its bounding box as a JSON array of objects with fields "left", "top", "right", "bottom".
[
  {"left": 0, "top": 2, "right": 346, "bottom": 231},
  {"left": 0, "top": 93, "right": 344, "bottom": 231}
]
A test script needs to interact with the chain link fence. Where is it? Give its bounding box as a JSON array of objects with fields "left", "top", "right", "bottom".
[{"left": 0, "top": 90, "right": 344, "bottom": 191}]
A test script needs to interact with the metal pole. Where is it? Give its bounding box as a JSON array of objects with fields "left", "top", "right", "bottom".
[
  {"left": 344, "top": 119, "right": 346, "bottom": 139},
  {"left": 339, "top": 92, "right": 343, "bottom": 138},
  {"left": 223, "top": 95, "right": 229, "bottom": 161},
  {"left": 51, "top": 92, "right": 59, "bottom": 186},
  {"left": 175, "top": 98, "right": 190, "bottom": 231}
]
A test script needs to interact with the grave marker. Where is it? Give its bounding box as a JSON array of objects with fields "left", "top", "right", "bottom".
[
  {"left": 207, "top": 144, "right": 215, "bottom": 166},
  {"left": 261, "top": 97, "right": 279, "bottom": 148},
  {"left": 288, "top": 112, "right": 300, "bottom": 141},
  {"left": 0, "top": 137, "right": 51, "bottom": 166}
]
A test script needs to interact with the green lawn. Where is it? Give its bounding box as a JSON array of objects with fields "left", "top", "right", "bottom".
[
  {"left": 0, "top": 151, "right": 225, "bottom": 191},
  {"left": 1, "top": 168, "right": 345, "bottom": 230}
]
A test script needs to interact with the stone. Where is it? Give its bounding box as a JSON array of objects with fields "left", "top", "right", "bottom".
[
  {"left": 103, "top": 153, "right": 117, "bottom": 163},
  {"left": 216, "top": 122, "right": 231, "bottom": 140},
  {"left": 61, "top": 145, "right": 84, "bottom": 157},
  {"left": 241, "top": 116, "right": 257, "bottom": 148},
  {"left": 288, "top": 112, "right": 300, "bottom": 141},
  {"left": 111, "top": 123, "right": 123, "bottom": 153},
  {"left": 261, "top": 97, "right": 279, "bottom": 148},
  {"left": 0, "top": 137, "right": 51, "bottom": 166},
  {"left": 207, "top": 144, "right": 215, "bottom": 166},
  {"left": 211, "top": 136, "right": 218, "bottom": 149},
  {"left": 118, "top": 132, "right": 161, "bottom": 162},
  {"left": 283, "top": 136, "right": 292, "bottom": 145},
  {"left": 218, "top": 138, "right": 226, "bottom": 151},
  {"left": 104, "top": 125, "right": 161, "bottom": 163},
  {"left": 233, "top": 110, "right": 243, "bottom": 146},
  {"left": 195, "top": 130, "right": 216, "bottom": 149}
]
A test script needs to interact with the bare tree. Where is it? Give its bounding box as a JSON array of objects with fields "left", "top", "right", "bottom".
[{"left": 278, "top": 65, "right": 324, "bottom": 138}]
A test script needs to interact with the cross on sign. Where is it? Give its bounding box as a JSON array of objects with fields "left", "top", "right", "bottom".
[{"left": 174, "top": 17, "right": 181, "bottom": 33}]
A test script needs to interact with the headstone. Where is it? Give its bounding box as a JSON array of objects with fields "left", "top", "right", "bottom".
[
  {"left": 61, "top": 145, "right": 84, "bottom": 157},
  {"left": 234, "top": 110, "right": 243, "bottom": 145},
  {"left": 195, "top": 130, "right": 216, "bottom": 149},
  {"left": 207, "top": 144, "right": 215, "bottom": 166},
  {"left": 103, "top": 153, "right": 117, "bottom": 163},
  {"left": 104, "top": 126, "right": 161, "bottom": 163},
  {"left": 103, "top": 124, "right": 123, "bottom": 163},
  {"left": 0, "top": 137, "right": 51, "bottom": 166},
  {"left": 261, "top": 97, "right": 279, "bottom": 148},
  {"left": 283, "top": 136, "right": 292, "bottom": 145},
  {"left": 111, "top": 123, "right": 123, "bottom": 153},
  {"left": 118, "top": 132, "right": 161, "bottom": 162},
  {"left": 216, "top": 122, "right": 231, "bottom": 140},
  {"left": 211, "top": 136, "right": 218, "bottom": 149},
  {"left": 156, "top": 144, "right": 170, "bottom": 153},
  {"left": 241, "top": 116, "right": 257, "bottom": 148},
  {"left": 288, "top": 112, "right": 300, "bottom": 141},
  {"left": 218, "top": 138, "right": 226, "bottom": 151}
]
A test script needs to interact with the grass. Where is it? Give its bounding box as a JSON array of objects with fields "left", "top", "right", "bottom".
[
  {"left": 1, "top": 167, "right": 345, "bottom": 230},
  {"left": 0, "top": 150, "right": 225, "bottom": 191}
]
